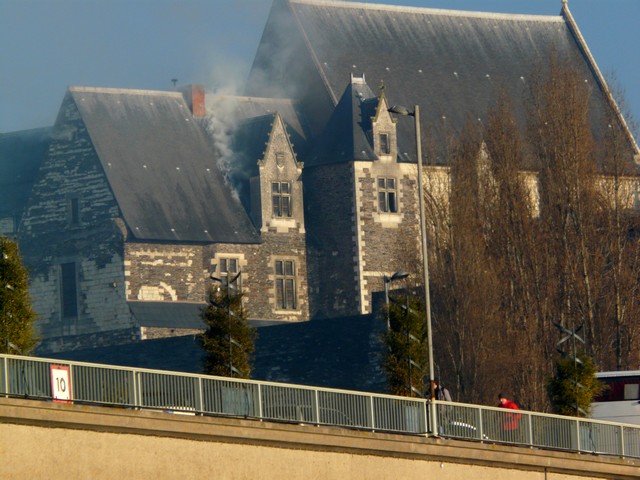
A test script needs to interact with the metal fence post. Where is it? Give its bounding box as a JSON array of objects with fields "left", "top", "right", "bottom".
[
  {"left": 257, "top": 383, "right": 263, "bottom": 420},
  {"left": 528, "top": 412, "right": 533, "bottom": 446},
  {"left": 198, "top": 377, "right": 204, "bottom": 414},
  {"left": 68, "top": 364, "right": 74, "bottom": 403},
  {"left": 134, "top": 370, "right": 140, "bottom": 409},
  {"left": 575, "top": 419, "right": 581, "bottom": 453},
  {"left": 422, "top": 399, "right": 429, "bottom": 436},
  {"left": 2, "top": 356, "right": 7, "bottom": 396},
  {"left": 368, "top": 395, "right": 375, "bottom": 431},
  {"left": 478, "top": 408, "right": 484, "bottom": 442},
  {"left": 314, "top": 389, "right": 320, "bottom": 425},
  {"left": 429, "top": 400, "right": 438, "bottom": 436},
  {"left": 620, "top": 426, "right": 625, "bottom": 458}
]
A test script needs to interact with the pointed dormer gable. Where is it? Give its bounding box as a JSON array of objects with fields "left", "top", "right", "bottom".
[
  {"left": 251, "top": 112, "right": 305, "bottom": 233},
  {"left": 370, "top": 87, "right": 398, "bottom": 162}
]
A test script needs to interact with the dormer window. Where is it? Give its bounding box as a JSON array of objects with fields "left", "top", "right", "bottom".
[
  {"left": 378, "top": 177, "right": 397, "bottom": 213},
  {"left": 272, "top": 182, "right": 292, "bottom": 217},
  {"left": 379, "top": 133, "right": 391, "bottom": 155}
]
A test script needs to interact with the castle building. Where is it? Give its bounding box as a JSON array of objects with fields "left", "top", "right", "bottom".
[{"left": 1, "top": 0, "right": 637, "bottom": 353}]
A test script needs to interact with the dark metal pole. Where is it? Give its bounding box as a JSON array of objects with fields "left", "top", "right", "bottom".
[{"left": 414, "top": 105, "right": 435, "bottom": 401}]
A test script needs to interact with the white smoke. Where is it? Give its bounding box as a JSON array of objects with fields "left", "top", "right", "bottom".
[{"left": 201, "top": 55, "right": 249, "bottom": 202}]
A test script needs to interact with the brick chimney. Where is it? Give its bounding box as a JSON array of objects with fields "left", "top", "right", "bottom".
[{"left": 179, "top": 84, "right": 206, "bottom": 118}]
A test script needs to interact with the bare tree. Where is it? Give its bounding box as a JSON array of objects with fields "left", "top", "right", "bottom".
[
  {"left": 428, "top": 121, "right": 503, "bottom": 404},
  {"left": 528, "top": 58, "right": 606, "bottom": 363},
  {"left": 481, "top": 96, "right": 556, "bottom": 410},
  {"left": 596, "top": 96, "right": 640, "bottom": 370}
]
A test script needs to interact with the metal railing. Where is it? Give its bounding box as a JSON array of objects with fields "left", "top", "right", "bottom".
[{"left": 1, "top": 354, "right": 639, "bottom": 459}]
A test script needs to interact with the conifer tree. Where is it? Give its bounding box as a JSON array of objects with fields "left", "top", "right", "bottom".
[
  {"left": 547, "top": 355, "right": 604, "bottom": 417},
  {"left": 200, "top": 284, "right": 256, "bottom": 378},
  {"left": 382, "top": 295, "right": 427, "bottom": 397},
  {"left": 0, "top": 236, "right": 38, "bottom": 354}
]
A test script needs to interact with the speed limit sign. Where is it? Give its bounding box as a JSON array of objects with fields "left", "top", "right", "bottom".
[{"left": 50, "top": 365, "right": 72, "bottom": 403}]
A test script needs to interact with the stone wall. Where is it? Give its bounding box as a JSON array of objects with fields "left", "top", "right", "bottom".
[
  {"left": 20, "top": 93, "right": 134, "bottom": 346},
  {"left": 354, "top": 160, "right": 421, "bottom": 313},
  {"left": 125, "top": 243, "right": 205, "bottom": 302},
  {"left": 206, "top": 238, "right": 309, "bottom": 322},
  {"left": 304, "top": 162, "right": 360, "bottom": 319}
]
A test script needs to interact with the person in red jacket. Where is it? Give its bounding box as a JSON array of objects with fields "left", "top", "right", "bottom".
[{"left": 497, "top": 392, "right": 521, "bottom": 431}]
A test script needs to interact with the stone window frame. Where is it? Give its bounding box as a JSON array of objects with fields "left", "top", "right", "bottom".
[
  {"left": 271, "top": 181, "right": 292, "bottom": 218},
  {"left": 274, "top": 258, "right": 297, "bottom": 311},
  {"left": 0, "top": 215, "right": 16, "bottom": 236},
  {"left": 377, "top": 177, "right": 398, "bottom": 213},
  {"left": 379, "top": 132, "right": 391, "bottom": 155},
  {"left": 67, "top": 195, "right": 81, "bottom": 227},
  {"left": 218, "top": 256, "right": 242, "bottom": 291}
]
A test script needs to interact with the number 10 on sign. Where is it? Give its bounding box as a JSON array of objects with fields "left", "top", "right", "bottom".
[{"left": 50, "top": 365, "right": 72, "bottom": 402}]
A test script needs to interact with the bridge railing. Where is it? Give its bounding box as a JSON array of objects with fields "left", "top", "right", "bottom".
[{"left": 1, "top": 354, "right": 638, "bottom": 458}]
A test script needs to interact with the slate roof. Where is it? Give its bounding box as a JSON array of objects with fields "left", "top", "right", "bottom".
[
  {"left": 248, "top": 0, "right": 638, "bottom": 164},
  {"left": 0, "top": 127, "right": 51, "bottom": 226},
  {"left": 128, "top": 300, "right": 206, "bottom": 329},
  {"left": 69, "top": 87, "right": 260, "bottom": 244},
  {"left": 205, "top": 95, "right": 307, "bottom": 140},
  {"left": 46, "top": 313, "right": 387, "bottom": 393},
  {"left": 308, "top": 76, "right": 379, "bottom": 166},
  {"left": 204, "top": 95, "right": 307, "bottom": 206}
]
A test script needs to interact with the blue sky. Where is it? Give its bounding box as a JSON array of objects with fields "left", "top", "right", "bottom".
[{"left": 1, "top": 0, "right": 638, "bottom": 134}]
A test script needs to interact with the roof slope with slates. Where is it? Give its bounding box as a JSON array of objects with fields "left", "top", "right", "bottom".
[
  {"left": 308, "top": 77, "right": 378, "bottom": 166},
  {"left": 248, "top": 0, "right": 636, "bottom": 164},
  {"left": 0, "top": 127, "right": 51, "bottom": 224},
  {"left": 70, "top": 87, "right": 259, "bottom": 244}
]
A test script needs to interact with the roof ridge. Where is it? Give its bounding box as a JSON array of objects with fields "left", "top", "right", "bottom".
[
  {"left": 561, "top": 2, "right": 640, "bottom": 157},
  {"left": 69, "top": 86, "right": 182, "bottom": 97},
  {"left": 209, "top": 94, "right": 296, "bottom": 104},
  {"left": 288, "top": 0, "right": 564, "bottom": 22}
]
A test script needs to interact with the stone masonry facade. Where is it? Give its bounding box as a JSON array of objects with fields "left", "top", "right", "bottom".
[{"left": 20, "top": 93, "right": 135, "bottom": 351}]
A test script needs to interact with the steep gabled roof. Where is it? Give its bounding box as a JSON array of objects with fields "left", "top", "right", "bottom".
[
  {"left": 205, "top": 95, "right": 307, "bottom": 206},
  {"left": 0, "top": 127, "right": 51, "bottom": 226},
  {"left": 308, "top": 76, "right": 378, "bottom": 166},
  {"left": 205, "top": 95, "right": 308, "bottom": 141},
  {"left": 69, "top": 87, "right": 259, "bottom": 244},
  {"left": 248, "top": 0, "right": 637, "bottom": 163}
]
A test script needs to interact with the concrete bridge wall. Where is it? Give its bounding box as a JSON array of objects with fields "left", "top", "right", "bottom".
[{"left": 0, "top": 397, "right": 637, "bottom": 479}]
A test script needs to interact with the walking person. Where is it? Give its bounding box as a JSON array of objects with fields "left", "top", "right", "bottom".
[{"left": 497, "top": 392, "right": 522, "bottom": 441}]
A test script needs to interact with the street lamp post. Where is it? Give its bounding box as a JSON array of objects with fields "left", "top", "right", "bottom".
[
  {"left": 389, "top": 104, "right": 437, "bottom": 432},
  {"left": 383, "top": 271, "right": 409, "bottom": 331},
  {"left": 210, "top": 270, "right": 242, "bottom": 377}
]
